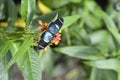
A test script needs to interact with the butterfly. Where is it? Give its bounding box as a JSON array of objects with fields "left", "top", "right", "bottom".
[{"left": 34, "top": 18, "right": 64, "bottom": 51}]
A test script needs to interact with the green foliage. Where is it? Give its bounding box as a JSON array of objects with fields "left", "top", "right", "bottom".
[
  {"left": 21, "top": 0, "right": 36, "bottom": 26},
  {"left": 62, "top": 15, "right": 80, "bottom": 30},
  {"left": 22, "top": 48, "right": 42, "bottom": 80},
  {"left": 54, "top": 46, "right": 103, "bottom": 60},
  {"left": 85, "top": 59, "right": 120, "bottom": 71},
  {"left": 1, "top": 0, "right": 120, "bottom": 80},
  {"left": 6, "top": 36, "right": 33, "bottom": 70}
]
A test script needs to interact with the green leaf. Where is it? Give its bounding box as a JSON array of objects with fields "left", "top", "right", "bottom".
[
  {"left": 5, "top": 36, "right": 33, "bottom": 70},
  {"left": 0, "top": 41, "right": 11, "bottom": 61},
  {"left": 22, "top": 48, "right": 42, "bottom": 80},
  {"left": 62, "top": 15, "right": 81, "bottom": 30},
  {"left": 54, "top": 46, "right": 103, "bottom": 60},
  {"left": 21, "top": 0, "right": 36, "bottom": 26},
  {"left": 0, "top": 41, "right": 10, "bottom": 54},
  {"left": 100, "top": 10, "right": 120, "bottom": 45},
  {"left": 8, "top": 0, "right": 17, "bottom": 27},
  {"left": 84, "top": 58, "right": 120, "bottom": 71},
  {"left": 0, "top": 0, "right": 6, "bottom": 20},
  {"left": 69, "top": 0, "right": 81, "bottom": 3},
  {"left": 42, "top": 0, "right": 69, "bottom": 9},
  {"left": 9, "top": 43, "right": 19, "bottom": 56}
]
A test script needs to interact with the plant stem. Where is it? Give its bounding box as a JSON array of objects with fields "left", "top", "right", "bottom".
[
  {"left": 118, "top": 71, "right": 120, "bottom": 80},
  {"left": 90, "top": 68, "right": 97, "bottom": 80}
]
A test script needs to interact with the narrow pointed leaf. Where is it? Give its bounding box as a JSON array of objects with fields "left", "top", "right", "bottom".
[
  {"left": 54, "top": 46, "right": 103, "bottom": 60},
  {"left": 0, "top": 41, "right": 11, "bottom": 61},
  {"left": 0, "top": 41, "right": 10, "bottom": 54},
  {"left": 8, "top": 0, "right": 17, "bottom": 27},
  {"left": 62, "top": 15, "right": 81, "bottom": 30},
  {"left": 9, "top": 43, "right": 20, "bottom": 56},
  {"left": 84, "top": 58, "right": 120, "bottom": 71},
  {"left": 21, "top": 0, "right": 36, "bottom": 26}
]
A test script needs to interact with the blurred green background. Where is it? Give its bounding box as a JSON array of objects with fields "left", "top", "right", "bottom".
[{"left": 1, "top": 0, "right": 120, "bottom": 80}]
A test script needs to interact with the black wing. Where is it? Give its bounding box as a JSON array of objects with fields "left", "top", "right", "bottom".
[{"left": 48, "top": 18, "right": 64, "bottom": 35}]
